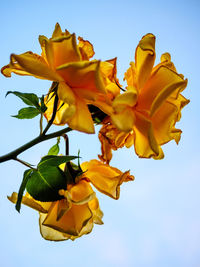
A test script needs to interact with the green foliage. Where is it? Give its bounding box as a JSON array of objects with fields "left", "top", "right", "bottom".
[
  {"left": 48, "top": 137, "right": 60, "bottom": 155},
  {"left": 12, "top": 107, "right": 41, "bottom": 119},
  {"left": 16, "top": 169, "right": 33, "bottom": 212},
  {"left": 6, "top": 91, "right": 47, "bottom": 119},
  {"left": 26, "top": 155, "right": 78, "bottom": 202}
]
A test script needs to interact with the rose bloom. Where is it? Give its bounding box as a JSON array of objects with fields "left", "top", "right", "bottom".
[
  {"left": 8, "top": 160, "right": 134, "bottom": 241},
  {"left": 99, "top": 34, "right": 189, "bottom": 162},
  {"left": 1, "top": 23, "right": 106, "bottom": 133}
]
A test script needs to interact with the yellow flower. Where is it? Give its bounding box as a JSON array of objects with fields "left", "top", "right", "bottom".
[
  {"left": 8, "top": 179, "right": 103, "bottom": 241},
  {"left": 102, "top": 34, "right": 189, "bottom": 160},
  {"left": 44, "top": 57, "right": 120, "bottom": 125},
  {"left": 8, "top": 159, "right": 133, "bottom": 241},
  {"left": 1, "top": 23, "right": 106, "bottom": 133}
]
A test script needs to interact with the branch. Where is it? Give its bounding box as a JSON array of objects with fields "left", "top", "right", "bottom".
[{"left": 0, "top": 127, "right": 72, "bottom": 164}]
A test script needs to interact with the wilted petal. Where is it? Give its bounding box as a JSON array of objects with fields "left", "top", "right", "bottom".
[{"left": 78, "top": 36, "right": 95, "bottom": 60}]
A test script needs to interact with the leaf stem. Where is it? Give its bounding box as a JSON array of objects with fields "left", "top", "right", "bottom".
[{"left": 15, "top": 158, "right": 36, "bottom": 170}]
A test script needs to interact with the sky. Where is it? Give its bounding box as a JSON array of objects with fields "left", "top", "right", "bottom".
[{"left": 0, "top": 0, "right": 199, "bottom": 266}]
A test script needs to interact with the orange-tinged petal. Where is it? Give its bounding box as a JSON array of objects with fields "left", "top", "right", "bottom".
[
  {"left": 137, "top": 65, "right": 186, "bottom": 113},
  {"left": 51, "top": 33, "right": 81, "bottom": 68},
  {"left": 56, "top": 60, "right": 106, "bottom": 95},
  {"left": 67, "top": 95, "right": 95, "bottom": 133},
  {"left": 81, "top": 160, "right": 134, "bottom": 199},
  {"left": 133, "top": 111, "right": 159, "bottom": 158},
  {"left": 2, "top": 52, "right": 62, "bottom": 81},
  {"left": 135, "top": 33, "right": 155, "bottom": 89},
  {"left": 8, "top": 192, "right": 51, "bottom": 213},
  {"left": 43, "top": 201, "right": 92, "bottom": 236},
  {"left": 78, "top": 36, "right": 95, "bottom": 60},
  {"left": 111, "top": 107, "right": 136, "bottom": 132}
]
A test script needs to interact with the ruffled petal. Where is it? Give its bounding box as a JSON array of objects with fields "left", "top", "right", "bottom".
[
  {"left": 135, "top": 34, "right": 156, "bottom": 90},
  {"left": 133, "top": 111, "right": 159, "bottom": 158},
  {"left": 81, "top": 160, "right": 134, "bottom": 199},
  {"left": 78, "top": 36, "right": 95, "bottom": 60},
  {"left": 137, "top": 65, "right": 186, "bottom": 114},
  {"left": 151, "top": 101, "right": 180, "bottom": 145}
]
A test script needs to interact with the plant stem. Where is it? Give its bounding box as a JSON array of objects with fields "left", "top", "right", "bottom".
[
  {"left": 0, "top": 127, "right": 72, "bottom": 164},
  {"left": 15, "top": 158, "right": 36, "bottom": 170}
]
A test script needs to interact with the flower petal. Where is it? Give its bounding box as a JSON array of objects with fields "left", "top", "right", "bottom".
[
  {"left": 133, "top": 112, "right": 159, "bottom": 158},
  {"left": 39, "top": 213, "right": 69, "bottom": 241},
  {"left": 56, "top": 61, "right": 106, "bottom": 95},
  {"left": 78, "top": 36, "right": 95, "bottom": 60},
  {"left": 67, "top": 95, "right": 95, "bottom": 133},
  {"left": 2, "top": 52, "right": 61, "bottom": 81},
  {"left": 151, "top": 101, "right": 180, "bottom": 145},
  {"left": 111, "top": 107, "right": 136, "bottom": 132},
  {"left": 8, "top": 192, "right": 51, "bottom": 213},
  {"left": 43, "top": 201, "right": 92, "bottom": 236},
  {"left": 135, "top": 34, "right": 156, "bottom": 89},
  {"left": 137, "top": 65, "right": 186, "bottom": 113},
  {"left": 51, "top": 33, "right": 81, "bottom": 68},
  {"left": 68, "top": 180, "right": 95, "bottom": 204},
  {"left": 81, "top": 160, "right": 134, "bottom": 199}
]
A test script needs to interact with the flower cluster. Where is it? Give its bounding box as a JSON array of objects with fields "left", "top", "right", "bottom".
[{"left": 2, "top": 24, "right": 189, "bottom": 241}]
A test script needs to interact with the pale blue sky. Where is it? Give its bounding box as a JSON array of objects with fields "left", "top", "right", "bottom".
[{"left": 0, "top": 0, "right": 199, "bottom": 266}]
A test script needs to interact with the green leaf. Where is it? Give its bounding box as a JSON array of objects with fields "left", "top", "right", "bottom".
[
  {"left": 26, "top": 167, "right": 67, "bottom": 202},
  {"left": 48, "top": 144, "right": 59, "bottom": 156},
  {"left": 16, "top": 169, "right": 33, "bottom": 212},
  {"left": 48, "top": 137, "right": 60, "bottom": 156},
  {"left": 26, "top": 155, "right": 78, "bottom": 202},
  {"left": 6, "top": 91, "right": 40, "bottom": 108},
  {"left": 12, "top": 107, "right": 40, "bottom": 119},
  {"left": 39, "top": 155, "right": 77, "bottom": 169}
]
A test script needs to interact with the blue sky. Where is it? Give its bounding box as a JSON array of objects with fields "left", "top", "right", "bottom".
[{"left": 0, "top": 0, "right": 199, "bottom": 266}]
